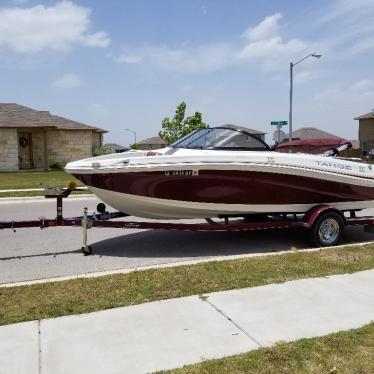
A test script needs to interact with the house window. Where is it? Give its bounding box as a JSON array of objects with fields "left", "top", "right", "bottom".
[{"left": 362, "top": 141, "right": 374, "bottom": 157}]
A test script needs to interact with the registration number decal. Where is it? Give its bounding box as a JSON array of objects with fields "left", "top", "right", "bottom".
[{"left": 165, "top": 170, "right": 199, "bottom": 176}]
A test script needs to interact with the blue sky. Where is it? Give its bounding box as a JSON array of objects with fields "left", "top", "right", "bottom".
[{"left": 0, "top": 0, "right": 373, "bottom": 145}]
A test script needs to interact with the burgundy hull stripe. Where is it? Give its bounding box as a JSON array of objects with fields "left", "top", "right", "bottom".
[{"left": 73, "top": 170, "right": 374, "bottom": 205}]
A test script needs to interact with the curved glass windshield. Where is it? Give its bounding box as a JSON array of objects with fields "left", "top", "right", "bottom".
[{"left": 171, "top": 128, "right": 270, "bottom": 151}]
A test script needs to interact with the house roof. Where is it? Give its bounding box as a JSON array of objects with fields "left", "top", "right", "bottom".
[
  {"left": 354, "top": 110, "right": 374, "bottom": 120},
  {"left": 220, "top": 124, "right": 266, "bottom": 135},
  {"left": 105, "top": 143, "right": 127, "bottom": 151},
  {"left": 286, "top": 127, "right": 340, "bottom": 140},
  {"left": 138, "top": 136, "right": 167, "bottom": 145},
  {"left": 0, "top": 103, "right": 107, "bottom": 133}
]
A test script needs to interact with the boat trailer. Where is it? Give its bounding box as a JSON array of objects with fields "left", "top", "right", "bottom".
[{"left": 1, "top": 187, "right": 374, "bottom": 255}]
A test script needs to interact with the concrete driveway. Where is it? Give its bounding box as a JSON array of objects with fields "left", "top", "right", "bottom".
[{"left": 1, "top": 196, "right": 374, "bottom": 284}]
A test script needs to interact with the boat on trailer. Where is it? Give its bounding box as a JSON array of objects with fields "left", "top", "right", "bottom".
[
  {"left": 65, "top": 125, "right": 374, "bottom": 220},
  {"left": 2, "top": 126, "right": 374, "bottom": 254}
]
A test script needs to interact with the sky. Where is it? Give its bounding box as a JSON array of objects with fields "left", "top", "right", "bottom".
[{"left": 0, "top": 0, "right": 373, "bottom": 146}]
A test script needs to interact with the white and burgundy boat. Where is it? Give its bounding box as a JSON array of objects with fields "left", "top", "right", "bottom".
[{"left": 65, "top": 126, "right": 374, "bottom": 219}]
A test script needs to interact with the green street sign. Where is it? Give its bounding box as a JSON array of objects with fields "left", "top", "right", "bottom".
[{"left": 271, "top": 121, "right": 288, "bottom": 126}]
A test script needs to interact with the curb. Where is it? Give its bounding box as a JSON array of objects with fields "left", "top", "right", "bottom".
[{"left": 1, "top": 240, "right": 373, "bottom": 288}]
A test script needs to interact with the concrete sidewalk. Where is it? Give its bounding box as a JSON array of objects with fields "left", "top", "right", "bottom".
[{"left": 1, "top": 270, "right": 373, "bottom": 374}]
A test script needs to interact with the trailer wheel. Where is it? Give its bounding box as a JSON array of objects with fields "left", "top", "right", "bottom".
[{"left": 310, "top": 211, "right": 344, "bottom": 247}]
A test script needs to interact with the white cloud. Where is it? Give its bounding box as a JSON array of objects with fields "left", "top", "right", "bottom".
[
  {"left": 239, "top": 13, "right": 307, "bottom": 65},
  {"left": 109, "top": 13, "right": 309, "bottom": 74},
  {"left": 82, "top": 31, "right": 110, "bottom": 48},
  {"left": 319, "top": 0, "right": 374, "bottom": 23},
  {"left": 294, "top": 71, "right": 315, "bottom": 85},
  {"left": 317, "top": 0, "right": 374, "bottom": 58},
  {"left": 110, "top": 43, "right": 236, "bottom": 73},
  {"left": 314, "top": 79, "right": 374, "bottom": 104},
  {"left": 0, "top": 1, "right": 110, "bottom": 53},
  {"left": 52, "top": 73, "right": 82, "bottom": 89},
  {"left": 243, "top": 13, "right": 282, "bottom": 42},
  {"left": 112, "top": 53, "right": 143, "bottom": 64},
  {"left": 149, "top": 44, "right": 236, "bottom": 73},
  {"left": 240, "top": 36, "right": 306, "bottom": 60}
]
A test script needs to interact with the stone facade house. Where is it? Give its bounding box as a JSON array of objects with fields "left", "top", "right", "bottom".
[
  {"left": 355, "top": 110, "right": 374, "bottom": 156},
  {"left": 0, "top": 103, "right": 107, "bottom": 171}
]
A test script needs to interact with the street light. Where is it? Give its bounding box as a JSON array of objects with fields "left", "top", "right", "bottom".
[
  {"left": 289, "top": 53, "right": 322, "bottom": 143},
  {"left": 124, "top": 128, "right": 137, "bottom": 146}
]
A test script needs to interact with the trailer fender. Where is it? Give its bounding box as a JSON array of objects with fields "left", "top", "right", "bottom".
[{"left": 302, "top": 205, "right": 346, "bottom": 229}]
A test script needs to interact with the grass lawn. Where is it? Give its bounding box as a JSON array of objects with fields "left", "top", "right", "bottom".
[
  {"left": 0, "top": 170, "right": 83, "bottom": 190},
  {"left": 0, "top": 244, "right": 373, "bottom": 326},
  {"left": 0, "top": 170, "right": 87, "bottom": 197},
  {"left": 159, "top": 323, "right": 374, "bottom": 374},
  {"left": 0, "top": 190, "right": 90, "bottom": 198}
]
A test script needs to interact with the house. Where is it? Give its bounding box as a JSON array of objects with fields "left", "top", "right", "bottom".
[
  {"left": 354, "top": 110, "right": 374, "bottom": 156},
  {"left": 105, "top": 143, "right": 128, "bottom": 153},
  {"left": 222, "top": 124, "right": 266, "bottom": 141},
  {"left": 137, "top": 136, "right": 167, "bottom": 150},
  {"left": 280, "top": 126, "right": 360, "bottom": 156},
  {"left": 0, "top": 103, "right": 107, "bottom": 171},
  {"left": 284, "top": 127, "right": 341, "bottom": 142}
]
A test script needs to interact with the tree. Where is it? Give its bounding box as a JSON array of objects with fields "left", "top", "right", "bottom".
[
  {"left": 129, "top": 143, "right": 139, "bottom": 150},
  {"left": 92, "top": 145, "right": 113, "bottom": 156},
  {"left": 159, "top": 101, "right": 208, "bottom": 144}
]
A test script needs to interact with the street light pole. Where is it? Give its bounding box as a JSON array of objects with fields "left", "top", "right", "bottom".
[
  {"left": 124, "top": 128, "right": 137, "bottom": 146},
  {"left": 288, "top": 53, "right": 322, "bottom": 144},
  {"left": 289, "top": 62, "right": 293, "bottom": 144}
]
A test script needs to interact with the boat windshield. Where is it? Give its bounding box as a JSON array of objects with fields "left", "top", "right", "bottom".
[{"left": 171, "top": 128, "right": 270, "bottom": 151}]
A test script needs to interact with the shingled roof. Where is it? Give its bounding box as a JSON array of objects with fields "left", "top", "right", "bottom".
[
  {"left": 221, "top": 124, "right": 266, "bottom": 135},
  {"left": 354, "top": 110, "right": 374, "bottom": 120},
  {"left": 138, "top": 136, "right": 167, "bottom": 145},
  {"left": 286, "top": 127, "right": 340, "bottom": 140},
  {"left": 0, "top": 103, "right": 107, "bottom": 133}
]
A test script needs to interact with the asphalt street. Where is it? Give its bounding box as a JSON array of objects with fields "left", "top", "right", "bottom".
[{"left": 1, "top": 196, "right": 374, "bottom": 284}]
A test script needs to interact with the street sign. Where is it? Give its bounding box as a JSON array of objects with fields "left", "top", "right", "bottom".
[
  {"left": 271, "top": 121, "right": 288, "bottom": 126},
  {"left": 273, "top": 129, "right": 285, "bottom": 143}
]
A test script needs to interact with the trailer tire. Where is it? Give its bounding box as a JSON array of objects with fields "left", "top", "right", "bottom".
[{"left": 310, "top": 211, "right": 344, "bottom": 247}]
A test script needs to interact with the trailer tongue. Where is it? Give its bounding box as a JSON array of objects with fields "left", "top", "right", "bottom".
[{"left": 1, "top": 186, "right": 374, "bottom": 255}]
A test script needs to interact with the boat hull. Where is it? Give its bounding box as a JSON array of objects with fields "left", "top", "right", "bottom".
[{"left": 73, "top": 169, "right": 374, "bottom": 219}]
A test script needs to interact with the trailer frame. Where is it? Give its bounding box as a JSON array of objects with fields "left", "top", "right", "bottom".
[{"left": 1, "top": 187, "right": 374, "bottom": 255}]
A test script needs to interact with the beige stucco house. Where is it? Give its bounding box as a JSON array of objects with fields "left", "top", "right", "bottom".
[{"left": 0, "top": 103, "right": 107, "bottom": 172}]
